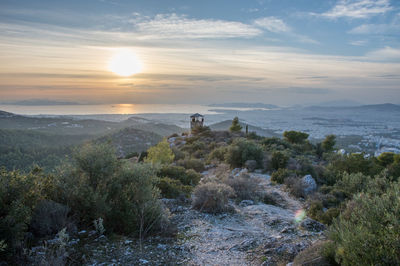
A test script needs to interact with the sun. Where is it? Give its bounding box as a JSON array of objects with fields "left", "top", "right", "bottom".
[{"left": 108, "top": 49, "right": 142, "bottom": 77}]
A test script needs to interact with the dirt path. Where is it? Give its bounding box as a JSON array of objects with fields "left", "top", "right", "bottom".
[
  {"left": 175, "top": 172, "right": 322, "bottom": 266},
  {"left": 79, "top": 172, "right": 324, "bottom": 265}
]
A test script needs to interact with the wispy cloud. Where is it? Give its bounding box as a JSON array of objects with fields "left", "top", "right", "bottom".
[
  {"left": 133, "top": 13, "right": 262, "bottom": 39},
  {"left": 253, "top": 17, "right": 291, "bottom": 33},
  {"left": 349, "top": 40, "right": 368, "bottom": 46},
  {"left": 253, "top": 17, "right": 318, "bottom": 44},
  {"left": 365, "top": 46, "right": 400, "bottom": 61},
  {"left": 349, "top": 23, "right": 400, "bottom": 34},
  {"left": 317, "top": 0, "right": 393, "bottom": 19}
]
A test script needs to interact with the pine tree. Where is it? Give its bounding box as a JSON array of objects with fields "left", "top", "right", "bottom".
[{"left": 229, "top": 117, "right": 242, "bottom": 132}]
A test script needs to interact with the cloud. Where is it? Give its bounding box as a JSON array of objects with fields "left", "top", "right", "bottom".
[
  {"left": 349, "top": 40, "right": 367, "bottom": 46},
  {"left": 279, "top": 87, "right": 332, "bottom": 94},
  {"left": 365, "top": 46, "right": 400, "bottom": 61},
  {"left": 134, "top": 13, "right": 262, "bottom": 39},
  {"left": 253, "top": 17, "right": 318, "bottom": 44},
  {"left": 349, "top": 23, "right": 400, "bottom": 34},
  {"left": 318, "top": 0, "right": 392, "bottom": 19},
  {"left": 253, "top": 17, "right": 291, "bottom": 33}
]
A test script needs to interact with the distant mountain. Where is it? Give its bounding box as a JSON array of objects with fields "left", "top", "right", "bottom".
[
  {"left": 3, "top": 99, "right": 81, "bottom": 106},
  {"left": 305, "top": 103, "right": 400, "bottom": 112},
  {"left": 209, "top": 120, "right": 279, "bottom": 137},
  {"left": 208, "top": 103, "right": 279, "bottom": 109},
  {"left": 352, "top": 103, "right": 400, "bottom": 112},
  {"left": 0, "top": 110, "right": 17, "bottom": 118},
  {"left": 317, "top": 100, "right": 362, "bottom": 107},
  {"left": 0, "top": 110, "right": 184, "bottom": 137}
]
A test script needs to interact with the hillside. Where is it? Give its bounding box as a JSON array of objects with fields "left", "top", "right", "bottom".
[
  {"left": 210, "top": 119, "right": 279, "bottom": 137},
  {"left": 0, "top": 110, "right": 184, "bottom": 136},
  {"left": 96, "top": 127, "right": 163, "bottom": 158},
  {"left": 0, "top": 110, "right": 183, "bottom": 171}
]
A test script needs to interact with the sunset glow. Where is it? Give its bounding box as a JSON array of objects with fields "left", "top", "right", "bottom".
[{"left": 108, "top": 50, "right": 142, "bottom": 77}]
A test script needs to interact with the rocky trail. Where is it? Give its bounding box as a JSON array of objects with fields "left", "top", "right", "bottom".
[
  {"left": 62, "top": 170, "right": 325, "bottom": 265},
  {"left": 170, "top": 172, "right": 324, "bottom": 265}
]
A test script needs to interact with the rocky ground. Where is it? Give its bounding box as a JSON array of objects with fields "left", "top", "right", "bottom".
[{"left": 30, "top": 169, "right": 325, "bottom": 265}]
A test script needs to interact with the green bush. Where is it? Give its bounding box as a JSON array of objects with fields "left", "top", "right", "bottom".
[
  {"left": 30, "top": 200, "right": 74, "bottom": 237},
  {"left": 321, "top": 135, "right": 336, "bottom": 152},
  {"left": 0, "top": 167, "right": 52, "bottom": 259},
  {"left": 377, "top": 152, "right": 395, "bottom": 167},
  {"left": 192, "top": 183, "right": 235, "bottom": 213},
  {"left": 307, "top": 200, "right": 340, "bottom": 225},
  {"left": 182, "top": 140, "right": 206, "bottom": 156},
  {"left": 207, "top": 146, "right": 228, "bottom": 163},
  {"left": 157, "top": 177, "right": 192, "bottom": 198},
  {"left": 271, "top": 151, "right": 289, "bottom": 170},
  {"left": 328, "top": 182, "right": 400, "bottom": 265},
  {"left": 145, "top": 139, "right": 175, "bottom": 165},
  {"left": 57, "top": 143, "right": 164, "bottom": 236},
  {"left": 157, "top": 165, "right": 201, "bottom": 186},
  {"left": 107, "top": 163, "right": 163, "bottom": 236},
  {"left": 229, "top": 117, "right": 242, "bottom": 132},
  {"left": 176, "top": 158, "right": 205, "bottom": 172},
  {"left": 261, "top": 137, "right": 291, "bottom": 150},
  {"left": 225, "top": 138, "right": 263, "bottom": 168},
  {"left": 283, "top": 131, "right": 309, "bottom": 144},
  {"left": 271, "top": 168, "right": 293, "bottom": 184},
  {"left": 329, "top": 153, "right": 383, "bottom": 176}
]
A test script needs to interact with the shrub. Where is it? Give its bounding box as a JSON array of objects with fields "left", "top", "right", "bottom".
[
  {"left": 283, "top": 131, "right": 309, "bottom": 144},
  {"left": 73, "top": 142, "right": 121, "bottom": 189},
  {"left": 224, "top": 173, "right": 260, "bottom": 201},
  {"left": 321, "top": 135, "right": 336, "bottom": 152},
  {"left": 331, "top": 172, "right": 370, "bottom": 200},
  {"left": 182, "top": 140, "right": 206, "bottom": 155},
  {"left": 271, "top": 151, "right": 289, "bottom": 170},
  {"left": 244, "top": 160, "right": 257, "bottom": 172},
  {"left": 107, "top": 163, "right": 163, "bottom": 236},
  {"left": 261, "top": 137, "right": 291, "bottom": 150},
  {"left": 192, "top": 183, "right": 235, "bottom": 213},
  {"left": 57, "top": 143, "right": 165, "bottom": 237},
  {"left": 329, "top": 153, "right": 382, "bottom": 176},
  {"left": 157, "top": 165, "right": 201, "bottom": 186},
  {"left": 207, "top": 146, "right": 228, "bottom": 163},
  {"left": 328, "top": 183, "right": 400, "bottom": 265},
  {"left": 229, "top": 117, "right": 242, "bottom": 132},
  {"left": 225, "top": 138, "right": 263, "bottom": 168},
  {"left": 307, "top": 200, "right": 340, "bottom": 225},
  {"left": 293, "top": 241, "right": 332, "bottom": 266},
  {"left": 157, "top": 177, "right": 192, "bottom": 198},
  {"left": 271, "top": 168, "right": 293, "bottom": 184},
  {"left": 176, "top": 158, "right": 205, "bottom": 172},
  {"left": 377, "top": 152, "right": 395, "bottom": 167},
  {"left": 30, "top": 200, "right": 75, "bottom": 237},
  {"left": 145, "top": 139, "right": 174, "bottom": 165},
  {"left": 285, "top": 177, "right": 307, "bottom": 198},
  {"left": 0, "top": 168, "right": 50, "bottom": 259},
  {"left": 171, "top": 147, "right": 185, "bottom": 161}
]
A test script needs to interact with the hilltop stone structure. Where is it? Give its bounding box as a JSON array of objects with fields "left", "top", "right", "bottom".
[{"left": 190, "top": 113, "right": 204, "bottom": 130}]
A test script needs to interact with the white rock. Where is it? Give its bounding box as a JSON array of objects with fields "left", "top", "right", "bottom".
[
  {"left": 301, "top": 175, "right": 317, "bottom": 195},
  {"left": 139, "top": 259, "right": 149, "bottom": 264}
]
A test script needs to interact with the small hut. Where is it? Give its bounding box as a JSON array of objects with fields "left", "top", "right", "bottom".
[{"left": 190, "top": 113, "right": 204, "bottom": 130}]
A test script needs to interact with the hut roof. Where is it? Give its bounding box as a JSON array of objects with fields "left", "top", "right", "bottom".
[{"left": 190, "top": 113, "right": 204, "bottom": 118}]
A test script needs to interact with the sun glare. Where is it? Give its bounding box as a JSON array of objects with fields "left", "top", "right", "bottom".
[{"left": 108, "top": 49, "right": 142, "bottom": 77}]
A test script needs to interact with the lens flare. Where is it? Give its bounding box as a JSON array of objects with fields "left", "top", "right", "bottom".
[{"left": 295, "top": 209, "right": 306, "bottom": 223}]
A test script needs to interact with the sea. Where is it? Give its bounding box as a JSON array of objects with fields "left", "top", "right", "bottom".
[{"left": 0, "top": 104, "right": 254, "bottom": 116}]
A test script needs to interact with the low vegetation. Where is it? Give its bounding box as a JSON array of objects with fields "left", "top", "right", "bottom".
[{"left": 1, "top": 116, "right": 400, "bottom": 265}]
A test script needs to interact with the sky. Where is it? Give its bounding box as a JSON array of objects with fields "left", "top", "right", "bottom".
[{"left": 0, "top": 0, "right": 399, "bottom": 105}]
